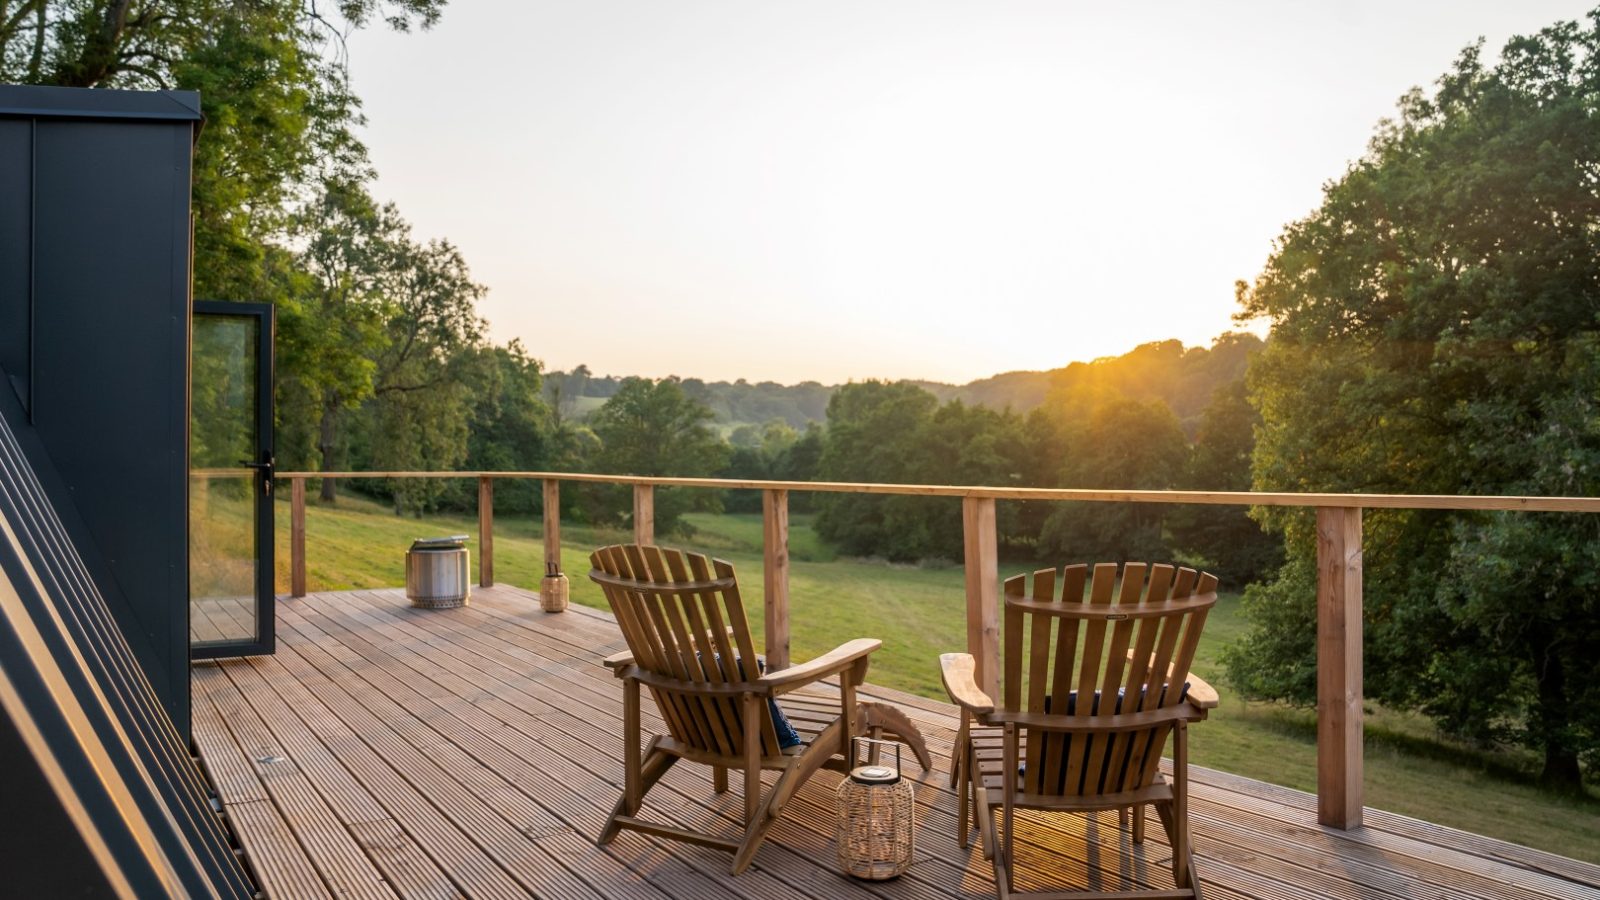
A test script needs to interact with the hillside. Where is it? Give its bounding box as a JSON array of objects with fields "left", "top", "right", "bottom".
[{"left": 546, "top": 331, "right": 1264, "bottom": 433}]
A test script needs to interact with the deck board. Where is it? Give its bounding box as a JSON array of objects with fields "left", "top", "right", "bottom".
[{"left": 190, "top": 586, "right": 1600, "bottom": 900}]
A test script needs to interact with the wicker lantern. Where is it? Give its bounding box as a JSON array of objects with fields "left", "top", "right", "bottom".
[
  {"left": 835, "top": 738, "right": 914, "bottom": 880},
  {"left": 539, "top": 561, "right": 569, "bottom": 613}
]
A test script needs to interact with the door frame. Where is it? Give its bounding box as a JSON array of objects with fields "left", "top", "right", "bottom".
[{"left": 190, "top": 300, "right": 275, "bottom": 659}]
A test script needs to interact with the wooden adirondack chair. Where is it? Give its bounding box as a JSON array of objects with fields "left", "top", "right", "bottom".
[
  {"left": 590, "top": 544, "right": 932, "bottom": 874},
  {"left": 941, "top": 562, "right": 1219, "bottom": 900}
]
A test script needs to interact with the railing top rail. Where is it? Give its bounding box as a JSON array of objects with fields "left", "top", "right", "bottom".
[{"left": 269, "top": 470, "right": 1600, "bottom": 513}]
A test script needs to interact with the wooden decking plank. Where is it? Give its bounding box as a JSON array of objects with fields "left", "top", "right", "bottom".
[
  {"left": 271, "top": 619, "right": 671, "bottom": 900},
  {"left": 224, "top": 654, "right": 472, "bottom": 900},
  {"left": 347, "top": 820, "right": 468, "bottom": 900},
  {"left": 192, "top": 670, "right": 333, "bottom": 900},
  {"left": 1188, "top": 791, "right": 1563, "bottom": 900},
  {"left": 237, "top": 640, "right": 545, "bottom": 900},
  {"left": 198, "top": 660, "right": 400, "bottom": 900},
  {"left": 228, "top": 799, "right": 339, "bottom": 900},
  {"left": 226, "top": 656, "right": 394, "bottom": 827},
  {"left": 1190, "top": 766, "right": 1600, "bottom": 892},
  {"left": 266, "top": 615, "right": 626, "bottom": 900},
  {"left": 192, "top": 664, "right": 270, "bottom": 804},
  {"left": 1165, "top": 757, "right": 1597, "bottom": 900}
]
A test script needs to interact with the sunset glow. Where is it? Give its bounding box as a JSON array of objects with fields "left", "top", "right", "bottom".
[{"left": 349, "top": 1, "right": 1587, "bottom": 383}]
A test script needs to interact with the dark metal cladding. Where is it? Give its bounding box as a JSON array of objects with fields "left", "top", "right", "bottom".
[
  {"left": 0, "top": 85, "right": 254, "bottom": 898},
  {"left": 0, "top": 84, "right": 199, "bottom": 734}
]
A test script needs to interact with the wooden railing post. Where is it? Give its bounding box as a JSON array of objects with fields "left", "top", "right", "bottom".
[
  {"left": 762, "top": 488, "right": 791, "bottom": 671},
  {"left": 542, "top": 479, "right": 561, "bottom": 574},
  {"left": 1317, "top": 506, "right": 1363, "bottom": 829},
  {"left": 633, "top": 483, "right": 654, "bottom": 546},
  {"left": 962, "top": 496, "right": 1000, "bottom": 702},
  {"left": 290, "top": 476, "right": 306, "bottom": 599},
  {"left": 478, "top": 476, "right": 494, "bottom": 587}
]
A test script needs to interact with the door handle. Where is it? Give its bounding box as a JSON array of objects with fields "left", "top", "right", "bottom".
[{"left": 239, "top": 454, "right": 275, "bottom": 496}]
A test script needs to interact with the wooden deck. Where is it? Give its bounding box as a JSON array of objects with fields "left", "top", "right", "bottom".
[
  {"left": 190, "top": 585, "right": 1600, "bottom": 900},
  {"left": 192, "top": 595, "right": 257, "bottom": 644}
]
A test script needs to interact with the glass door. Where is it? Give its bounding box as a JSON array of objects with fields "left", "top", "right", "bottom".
[{"left": 189, "top": 301, "right": 275, "bottom": 658}]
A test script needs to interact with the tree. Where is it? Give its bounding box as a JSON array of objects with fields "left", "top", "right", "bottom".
[
  {"left": 1228, "top": 11, "right": 1600, "bottom": 788},
  {"left": 1167, "top": 379, "right": 1283, "bottom": 585},
  {"left": 814, "top": 381, "right": 941, "bottom": 561},
  {"left": 589, "top": 378, "right": 728, "bottom": 533},
  {"left": 1035, "top": 399, "right": 1189, "bottom": 563},
  {"left": 290, "top": 181, "right": 397, "bottom": 499},
  {"left": 456, "top": 341, "right": 553, "bottom": 513},
  {"left": 353, "top": 225, "right": 489, "bottom": 513}
]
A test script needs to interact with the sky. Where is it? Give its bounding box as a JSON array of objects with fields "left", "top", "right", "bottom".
[{"left": 346, "top": 1, "right": 1595, "bottom": 385}]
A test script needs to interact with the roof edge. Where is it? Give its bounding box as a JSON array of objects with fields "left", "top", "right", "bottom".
[{"left": 0, "top": 84, "right": 202, "bottom": 122}]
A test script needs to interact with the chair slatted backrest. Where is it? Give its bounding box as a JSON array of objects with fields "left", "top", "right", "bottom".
[
  {"left": 590, "top": 545, "right": 783, "bottom": 758},
  {"left": 1001, "top": 562, "right": 1216, "bottom": 798}
]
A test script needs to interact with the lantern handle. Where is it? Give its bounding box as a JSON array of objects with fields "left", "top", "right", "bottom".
[{"left": 851, "top": 735, "right": 902, "bottom": 772}]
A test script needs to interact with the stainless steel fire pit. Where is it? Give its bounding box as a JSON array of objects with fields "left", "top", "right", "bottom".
[{"left": 405, "top": 535, "right": 470, "bottom": 609}]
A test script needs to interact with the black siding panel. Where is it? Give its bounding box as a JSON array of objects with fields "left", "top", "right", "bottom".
[
  {"left": 0, "top": 119, "right": 29, "bottom": 407},
  {"left": 27, "top": 118, "right": 193, "bottom": 733}
]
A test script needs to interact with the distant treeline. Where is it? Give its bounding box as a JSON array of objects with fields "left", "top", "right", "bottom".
[
  {"left": 542, "top": 332, "right": 1260, "bottom": 438},
  {"left": 362, "top": 331, "right": 1277, "bottom": 590}
]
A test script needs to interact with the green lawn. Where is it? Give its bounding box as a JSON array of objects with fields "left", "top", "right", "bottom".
[{"left": 247, "top": 492, "right": 1600, "bottom": 862}]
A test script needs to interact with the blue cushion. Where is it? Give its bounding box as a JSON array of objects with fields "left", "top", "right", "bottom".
[{"left": 700, "top": 653, "right": 803, "bottom": 749}]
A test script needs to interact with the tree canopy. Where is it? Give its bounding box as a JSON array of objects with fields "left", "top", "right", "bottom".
[{"left": 1228, "top": 11, "right": 1600, "bottom": 788}]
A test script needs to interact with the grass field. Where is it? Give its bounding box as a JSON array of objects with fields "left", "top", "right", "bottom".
[{"left": 213, "top": 490, "right": 1600, "bottom": 861}]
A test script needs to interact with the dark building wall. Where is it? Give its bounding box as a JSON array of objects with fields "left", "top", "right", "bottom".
[{"left": 0, "top": 85, "right": 199, "bottom": 734}]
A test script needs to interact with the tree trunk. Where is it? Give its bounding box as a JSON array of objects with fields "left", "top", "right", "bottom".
[
  {"left": 1533, "top": 647, "right": 1582, "bottom": 791},
  {"left": 318, "top": 399, "right": 339, "bottom": 503},
  {"left": 55, "top": 0, "right": 134, "bottom": 86}
]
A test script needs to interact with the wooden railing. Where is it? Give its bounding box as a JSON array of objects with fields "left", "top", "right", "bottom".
[{"left": 276, "top": 469, "right": 1600, "bottom": 831}]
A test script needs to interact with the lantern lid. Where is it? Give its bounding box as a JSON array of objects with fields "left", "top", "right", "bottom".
[{"left": 849, "top": 764, "right": 900, "bottom": 785}]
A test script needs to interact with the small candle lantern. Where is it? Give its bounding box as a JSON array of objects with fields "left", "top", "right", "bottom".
[
  {"left": 539, "top": 561, "right": 569, "bottom": 613},
  {"left": 835, "top": 737, "right": 914, "bottom": 880}
]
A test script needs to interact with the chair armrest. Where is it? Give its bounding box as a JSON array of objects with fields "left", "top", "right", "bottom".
[
  {"left": 939, "top": 653, "right": 993, "bottom": 716},
  {"left": 759, "top": 638, "right": 881, "bottom": 694},
  {"left": 1186, "top": 671, "right": 1219, "bottom": 709}
]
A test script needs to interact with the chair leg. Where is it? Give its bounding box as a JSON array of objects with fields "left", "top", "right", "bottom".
[
  {"left": 1001, "top": 724, "right": 1018, "bottom": 892},
  {"left": 973, "top": 768, "right": 998, "bottom": 860},
  {"left": 732, "top": 717, "right": 849, "bottom": 875},
  {"left": 994, "top": 842, "right": 1013, "bottom": 900},
  {"left": 1172, "top": 720, "right": 1194, "bottom": 891},
  {"left": 600, "top": 739, "right": 674, "bottom": 844},
  {"left": 950, "top": 716, "right": 968, "bottom": 784},
  {"left": 1132, "top": 803, "right": 1146, "bottom": 844},
  {"left": 742, "top": 693, "right": 762, "bottom": 827},
  {"left": 955, "top": 745, "right": 971, "bottom": 848},
  {"left": 713, "top": 766, "right": 728, "bottom": 794}
]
